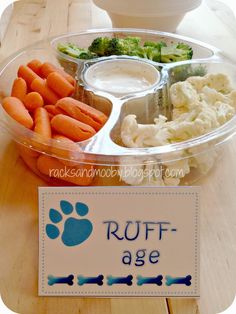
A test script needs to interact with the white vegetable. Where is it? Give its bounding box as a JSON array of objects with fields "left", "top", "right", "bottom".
[{"left": 120, "top": 73, "right": 236, "bottom": 186}]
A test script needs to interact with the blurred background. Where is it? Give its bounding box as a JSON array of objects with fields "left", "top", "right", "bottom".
[{"left": 0, "top": 0, "right": 236, "bottom": 61}]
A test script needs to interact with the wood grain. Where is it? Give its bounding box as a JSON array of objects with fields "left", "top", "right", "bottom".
[
  {"left": 0, "top": 1, "right": 236, "bottom": 314},
  {"left": 167, "top": 299, "right": 199, "bottom": 314}
]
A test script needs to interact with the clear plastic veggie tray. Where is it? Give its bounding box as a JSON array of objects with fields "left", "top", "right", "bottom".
[{"left": 1, "top": 28, "right": 236, "bottom": 186}]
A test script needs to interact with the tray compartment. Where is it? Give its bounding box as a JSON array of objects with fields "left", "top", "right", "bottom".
[{"left": 51, "top": 28, "right": 218, "bottom": 78}]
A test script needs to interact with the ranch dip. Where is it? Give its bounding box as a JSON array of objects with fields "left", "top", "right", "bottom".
[{"left": 84, "top": 58, "right": 160, "bottom": 97}]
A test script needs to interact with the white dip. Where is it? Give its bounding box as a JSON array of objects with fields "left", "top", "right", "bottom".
[{"left": 84, "top": 59, "right": 160, "bottom": 97}]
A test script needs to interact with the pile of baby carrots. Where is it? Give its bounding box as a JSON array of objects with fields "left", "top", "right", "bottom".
[{"left": 1, "top": 59, "right": 109, "bottom": 186}]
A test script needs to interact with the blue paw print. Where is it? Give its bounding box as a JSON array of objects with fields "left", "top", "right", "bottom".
[{"left": 46, "top": 200, "right": 93, "bottom": 247}]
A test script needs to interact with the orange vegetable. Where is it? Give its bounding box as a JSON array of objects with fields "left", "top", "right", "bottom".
[
  {"left": 48, "top": 113, "right": 54, "bottom": 120},
  {"left": 52, "top": 134, "right": 83, "bottom": 166},
  {"left": 2, "top": 96, "right": 33, "bottom": 129},
  {"left": 20, "top": 150, "right": 43, "bottom": 176},
  {"left": 19, "top": 150, "right": 63, "bottom": 185},
  {"left": 53, "top": 134, "right": 77, "bottom": 143},
  {"left": 44, "top": 104, "right": 65, "bottom": 116},
  {"left": 51, "top": 114, "right": 96, "bottom": 141},
  {"left": 11, "top": 78, "right": 27, "bottom": 102},
  {"left": 18, "top": 144, "right": 40, "bottom": 158},
  {"left": 34, "top": 107, "right": 52, "bottom": 138},
  {"left": 47, "top": 72, "right": 75, "bottom": 98},
  {"left": 56, "top": 97, "right": 108, "bottom": 131},
  {"left": 24, "top": 92, "right": 44, "bottom": 110},
  {"left": 31, "top": 78, "right": 59, "bottom": 105},
  {"left": 18, "top": 65, "right": 40, "bottom": 87},
  {"left": 40, "top": 62, "right": 76, "bottom": 86},
  {"left": 27, "top": 59, "right": 42, "bottom": 76},
  {"left": 37, "top": 155, "right": 94, "bottom": 186}
]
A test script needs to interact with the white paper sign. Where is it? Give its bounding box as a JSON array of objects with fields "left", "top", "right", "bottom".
[{"left": 38, "top": 186, "right": 200, "bottom": 297}]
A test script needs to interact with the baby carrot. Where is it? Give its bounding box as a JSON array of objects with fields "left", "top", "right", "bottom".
[
  {"left": 19, "top": 149, "right": 61, "bottom": 184},
  {"left": 34, "top": 107, "right": 52, "bottom": 138},
  {"left": 53, "top": 134, "right": 76, "bottom": 143},
  {"left": 11, "top": 78, "right": 27, "bottom": 102},
  {"left": 37, "top": 155, "right": 94, "bottom": 186},
  {"left": 31, "top": 78, "right": 59, "bottom": 105},
  {"left": 27, "top": 59, "right": 42, "bottom": 76},
  {"left": 51, "top": 114, "right": 96, "bottom": 141},
  {"left": 44, "top": 104, "right": 65, "bottom": 116},
  {"left": 18, "top": 65, "right": 41, "bottom": 87},
  {"left": 18, "top": 144, "right": 40, "bottom": 158},
  {"left": 2, "top": 96, "right": 33, "bottom": 129},
  {"left": 24, "top": 92, "right": 44, "bottom": 110},
  {"left": 47, "top": 72, "right": 75, "bottom": 98},
  {"left": 56, "top": 97, "right": 108, "bottom": 131},
  {"left": 40, "top": 62, "right": 76, "bottom": 86},
  {"left": 52, "top": 134, "right": 82, "bottom": 166},
  {"left": 19, "top": 149, "right": 43, "bottom": 176},
  {"left": 48, "top": 112, "right": 54, "bottom": 120}
]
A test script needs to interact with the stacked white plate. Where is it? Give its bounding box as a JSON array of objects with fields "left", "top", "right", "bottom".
[{"left": 93, "top": 0, "right": 202, "bottom": 32}]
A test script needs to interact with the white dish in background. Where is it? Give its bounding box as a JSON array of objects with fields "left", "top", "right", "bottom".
[{"left": 93, "top": 0, "right": 202, "bottom": 32}]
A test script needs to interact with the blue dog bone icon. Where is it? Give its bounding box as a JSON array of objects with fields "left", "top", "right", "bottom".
[
  {"left": 107, "top": 275, "right": 133, "bottom": 286},
  {"left": 46, "top": 200, "right": 93, "bottom": 247},
  {"left": 48, "top": 274, "right": 74, "bottom": 286},
  {"left": 165, "top": 275, "right": 192, "bottom": 286},
  {"left": 137, "top": 275, "right": 163, "bottom": 286},
  {"left": 78, "top": 275, "right": 104, "bottom": 286}
]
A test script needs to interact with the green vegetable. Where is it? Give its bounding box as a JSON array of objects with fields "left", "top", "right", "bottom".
[
  {"left": 105, "top": 37, "right": 141, "bottom": 56},
  {"left": 57, "top": 43, "right": 96, "bottom": 59},
  {"left": 161, "top": 43, "right": 193, "bottom": 63},
  {"left": 57, "top": 37, "right": 194, "bottom": 64},
  {"left": 134, "top": 46, "right": 161, "bottom": 62},
  {"left": 144, "top": 41, "right": 167, "bottom": 49},
  {"left": 88, "top": 37, "right": 111, "bottom": 56},
  {"left": 170, "top": 64, "right": 207, "bottom": 83}
]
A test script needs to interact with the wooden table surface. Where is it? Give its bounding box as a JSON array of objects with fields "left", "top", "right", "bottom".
[{"left": 0, "top": 1, "right": 235, "bottom": 313}]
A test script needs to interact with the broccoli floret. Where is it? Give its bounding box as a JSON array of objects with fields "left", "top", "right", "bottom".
[
  {"left": 57, "top": 43, "right": 96, "bottom": 59},
  {"left": 88, "top": 37, "right": 111, "bottom": 56},
  {"left": 107, "top": 37, "right": 141, "bottom": 56},
  {"left": 176, "top": 42, "right": 193, "bottom": 59},
  {"left": 160, "top": 42, "right": 193, "bottom": 63},
  {"left": 170, "top": 64, "right": 207, "bottom": 83},
  {"left": 135, "top": 46, "right": 161, "bottom": 62},
  {"left": 144, "top": 41, "right": 167, "bottom": 49},
  {"left": 76, "top": 51, "right": 96, "bottom": 60},
  {"left": 139, "top": 41, "right": 168, "bottom": 62},
  {"left": 176, "top": 42, "right": 193, "bottom": 53}
]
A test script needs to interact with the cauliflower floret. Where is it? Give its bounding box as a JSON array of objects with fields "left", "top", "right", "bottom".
[
  {"left": 121, "top": 114, "right": 171, "bottom": 148},
  {"left": 189, "top": 146, "right": 219, "bottom": 175},
  {"left": 167, "top": 100, "right": 229, "bottom": 141},
  {"left": 229, "top": 91, "right": 236, "bottom": 108},
  {"left": 205, "top": 73, "right": 232, "bottom": 93},
  {"left": 163, "top": 177, "right": 181, "bottom": 186},
  {"left": 187, "top": 73, "right": 231, "bottom": 93},
  {"left": 214, "top": 101, "right": 235, "bottom": 124},
  {"left": 164, "top": 158, "right": 191, "bottom": 179},
  {"left": 172, "top": 106, "right": 189, "bottom": 120},
  {"left": 186, "top": 76, "right": 208, "bottom": 92},
  {"left": 170, "top": 81, "right": 199, "bottom": 108},
  {"left": 119, "top": 158, "right": 165, "bottom": 186},
  {"left": 200, "top": 85, "right": 230, "bottom": 105},
  {"left": 119, "top": 164, "right": 148, "bottom": 186}
]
